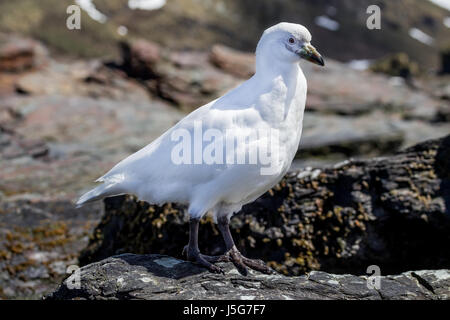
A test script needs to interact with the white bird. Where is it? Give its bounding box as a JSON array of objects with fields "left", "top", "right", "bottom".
[{"left": 77, "top": 22, "right": 324, "bottom": 275}]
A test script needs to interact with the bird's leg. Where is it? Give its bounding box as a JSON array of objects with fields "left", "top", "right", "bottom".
[
  {"left": 182, "top": 217, "right": 224, "bottom": 274},
  {"left": 217, "top": 216, "right": 274, "bottom": 276}
]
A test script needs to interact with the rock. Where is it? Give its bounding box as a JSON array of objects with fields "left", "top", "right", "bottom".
[
  {"left": 119, "top": 40, "right": 161, "bottom": 80},
  {"left": 300, "top": 112, "right": 404, "bottom": 158},
  {"left": 15, "top": 60, "right": 132, "bottom": 98},
  {"left": 0, "top": 132, "right": 48, "bottom": 160},
  {"left": 300, "top": 112, "right": 450, "bottom": 159},
  {"left": 209, "top": 44, "right": 255, "bottom": 78},
  {"left": 153, "top": 55, "right": 239, "bottom": 110},
  {"left": 46, "top": 253, "right": 450, "bottom": 300},
  {"left": 0, "top": 62, "right": 185, "bottom": 199},
  {"left": 0, "top": 199, "right": 102, "bottom": 299},
  {"left": 302, "top": 59, "right": 445, "bottom": 121},
  {"left": 440, "top": 45, "right": 450, "bottom": 75},
  {"left": 0, "top": 34, "right": 48, "bottom": 73},
  {"left": 119, "top": 39, "right": 241, "bottom": 110},
  {"left": 369, "top": 53, "right": 419, "bottom": 79},
  {"left": 413, "top": 75, "right": 450, "bottom": 121},
  {"left": 79, "top": 135, "right": 450, "bottom": 276},
  {"left": 436, "top": 104, "right": 450, "bottom": 122},
  {"left": 117, "top": 41, "right": 449, "bottom": 138},
  {"left": 119, "top": 41, "right": 448, "bottom": 123}
]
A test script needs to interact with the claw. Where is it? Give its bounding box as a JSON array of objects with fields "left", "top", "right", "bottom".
[
  {"left": 209, "top": 264, "right": 225, "bottom": 274},
  {"left": 229, "top": 248, "right": 248, "bottom": 276},
  {"left": 222, "top": 246, "right": 273, "bottom": 275},
  {"left": 182, "top": 243, "right": 273, "bottom": 276},
  {"left": 241, "top": 256, "right": 274, "bottom": 274},
  {"left": 182, "top": 244, "right": 225, "bottom": 274},
  {"left": 182, "top": 245, "right": 188, "bottom": 258}
]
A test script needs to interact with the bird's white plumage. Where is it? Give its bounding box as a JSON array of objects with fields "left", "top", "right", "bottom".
[{"left": 77, "top": 22, "right": 314, "bottom": 221}]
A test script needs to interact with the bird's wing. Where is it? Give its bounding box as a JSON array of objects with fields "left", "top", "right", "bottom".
[{"left": 95, "top": 96, "right": 260, "bottom": 201}]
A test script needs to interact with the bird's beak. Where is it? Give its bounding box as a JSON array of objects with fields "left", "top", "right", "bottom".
[{"left": 299, "top": 44, "right": 325, "bottom": 66}]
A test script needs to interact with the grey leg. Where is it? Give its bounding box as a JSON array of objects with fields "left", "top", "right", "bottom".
[
  {"left": 182, "top": 218, "right": 224, "bottom": 273},
  {"left": 217, "top": 216, "right": 274, "bottom": 276}
]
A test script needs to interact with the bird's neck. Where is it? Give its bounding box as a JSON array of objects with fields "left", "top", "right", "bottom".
[
  {"left": 255, "top": 56, "right": 299, "bottom": 84},
  {"left": 252, "top": 58, "right": 306, "bottom": 128}
]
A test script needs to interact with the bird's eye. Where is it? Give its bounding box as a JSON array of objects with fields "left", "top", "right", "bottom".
[{"left": 288, "top": 37, "right": 295, "bottom": 44}]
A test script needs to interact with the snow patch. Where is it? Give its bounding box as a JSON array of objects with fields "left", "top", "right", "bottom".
[
  {"left": 427, "top": 0, "right": 450, "bottom": 12},
  {"left": 117, "top": 25, "right": 128, "bottom": 36},
  {"left": 408, "top": 28, "right": 434, "bottom": 46},
  {"left": 444, "top": 17, "right": 450, "bottom": 28},
  {"left": 75, "top": 0, "right": 107, "bottom": 23},
  {"left": 311, "top": 169, "right": 321, "bottom": 180},
  {"left": 128, "top": 0, "right": 166, "bottom": 11},
  {"left": 314, "top": 15, "right": 340, "bottom": 31},
  {"left": 347, "top": 59, "right": 371, "bottom": 71},
  {"left": 389, "top": 77, "right": 405, "bottom": 87}
]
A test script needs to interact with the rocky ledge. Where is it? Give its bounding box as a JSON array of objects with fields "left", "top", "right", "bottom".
[{"left": 46, "top": 253, "right": 449, "bottom": 300}]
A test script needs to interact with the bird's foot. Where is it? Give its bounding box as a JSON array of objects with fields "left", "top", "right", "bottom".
[
  {"left": 182, "top": 245, "right": 224, "bottom": 274},
  {"left": 219, "top": 245, "right": 274, "bottom": 276}
]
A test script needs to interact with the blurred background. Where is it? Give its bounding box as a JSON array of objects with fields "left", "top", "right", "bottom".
[{"left": 0, "top": 0, "right": 449, "bottom": 299}]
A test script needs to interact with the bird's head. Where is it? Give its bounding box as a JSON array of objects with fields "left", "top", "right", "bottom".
[{"left": 256, "top": 22, "right": 324, "bottom": 67}]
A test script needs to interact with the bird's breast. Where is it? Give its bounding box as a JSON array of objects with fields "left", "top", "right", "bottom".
[
  {"left": 270, "top": 72, "right": 307, "bottom": 165},
  {"left": 257, "top": 72, "right": 306, "bottom": 136}
]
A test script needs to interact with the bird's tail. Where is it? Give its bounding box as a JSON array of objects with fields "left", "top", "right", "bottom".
[{"left": 76, "top": 181, "right": 124, "bottom": 208}]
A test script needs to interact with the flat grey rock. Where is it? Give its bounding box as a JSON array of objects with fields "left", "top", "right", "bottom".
[{"left": 46, "top": 253, "right": 450, "bottom": 300}]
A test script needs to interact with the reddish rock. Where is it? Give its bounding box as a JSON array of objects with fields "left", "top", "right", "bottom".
[
  {"left": 209, "top": 44, "right": 255, "bottom": 78},
  {"left": 440, "top": 46, "right": 450, "bottom": 74},
  {"left": 120, "top": 39, "right": 240, "bottom": 110},
  {"left": 0, "top": 35, "right": 48, "bottom": 73},
  {"left": 120, "top": 39, "right": 161, "bottom": 79}
]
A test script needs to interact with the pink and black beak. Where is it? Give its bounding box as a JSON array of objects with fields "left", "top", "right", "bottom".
[{"left": 299, "top": 43, "right": 325, "bottom": 66}]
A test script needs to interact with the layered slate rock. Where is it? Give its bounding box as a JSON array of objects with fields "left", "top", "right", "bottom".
[
  {"left": 0, "top": 34, "right": 48, "bottom": 73},
  {"left": 119, "top": 39, "right": 240, "bottom": 111},
  {"left": 47, "top": 253, "right": 450, "bottom": 300},
  {"left": 209, "top": 44, "right": 256, "bottom": 78},
  {"left": 79, "top": 135, "right": 450, "bottom": 276}
]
